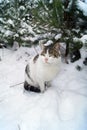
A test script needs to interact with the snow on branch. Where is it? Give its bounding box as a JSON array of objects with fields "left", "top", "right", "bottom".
[
  {"left": 77, "top": 0, "right": 87, "bottom": 16},
  {"left": 21, "top": 32, "right": 55, "bottom": 45}
]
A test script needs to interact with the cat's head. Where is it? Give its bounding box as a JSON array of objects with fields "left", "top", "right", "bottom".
[{"left": 39, "top": 42, "right": 61, "bottom": 65}]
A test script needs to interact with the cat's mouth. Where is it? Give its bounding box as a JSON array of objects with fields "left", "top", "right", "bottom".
[{"left": 44, "top": 61, "right": 50, "bottom": 64}]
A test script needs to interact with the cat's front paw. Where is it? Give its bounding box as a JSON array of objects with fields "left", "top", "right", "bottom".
[
  {"left": 45, "top": 81, "right": 51, "bottom": 88},
  {"left": 41, "top": 90, "right": 45, "bottom": 93},
  {"left": 40, "top": 88, "right": 45, "bottom": 93},
  {"left": 39, "top": 83, "right": 46, "bottom": 93}
]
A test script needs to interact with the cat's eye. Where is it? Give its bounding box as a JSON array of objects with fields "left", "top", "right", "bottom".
[
  {"left": 54, "top": 54, "right": 57, "bottom": 57},
  {"left": 49, "top": 54, "right": 53, "bottom": 57},
  {"left": 54, "top": 52, "right": 59, "bottom": 58},
  {"left": 49, "top": 53, "right": 56, "bottom": 58},
  {"left": 41, "top": 53, "right": 45, "bottom": 56},
  {"left": 49, "top": 55, "right": 52, "bottom": 57}
]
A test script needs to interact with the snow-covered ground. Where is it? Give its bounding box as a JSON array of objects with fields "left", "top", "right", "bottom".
[{"left": 0, "top": 46, "right": 87, "bottom": 130}]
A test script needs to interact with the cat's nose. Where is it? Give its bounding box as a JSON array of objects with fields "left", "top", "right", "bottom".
[{"left": 45, "top": 58, "right": 48, "bottom": 62}]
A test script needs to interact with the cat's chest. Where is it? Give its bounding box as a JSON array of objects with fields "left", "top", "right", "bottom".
[{"left": 37, "top": 62, "right": 59, "bottom": 81}]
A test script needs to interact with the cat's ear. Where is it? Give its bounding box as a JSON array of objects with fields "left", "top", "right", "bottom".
[
  {"left": 54, "top": 42, "right": 60, "bottom": 50},
  {"left": 39, "top": 43, "right": 45, "bottom": 50}
]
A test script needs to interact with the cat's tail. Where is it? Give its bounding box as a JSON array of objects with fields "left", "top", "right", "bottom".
[{"left": 24, "top": 81, "right": 41, "bottom": 93}]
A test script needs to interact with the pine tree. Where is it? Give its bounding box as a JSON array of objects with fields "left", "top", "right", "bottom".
[
  {"left": 76, "top": 9, "right": 87, "bottom": 30},
  {"left": 63, "top": 0, "right": 78, "bottom": 28},
  {"left": 0, "top": 0, "right": 35, "bottom": 46},
  {"left": 32, "top": 0, "right": 63, "bottom": 28}
]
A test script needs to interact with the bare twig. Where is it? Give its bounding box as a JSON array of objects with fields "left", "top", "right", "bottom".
[{"left": 10, "top": 82, "right": 24, "bottom": 88}]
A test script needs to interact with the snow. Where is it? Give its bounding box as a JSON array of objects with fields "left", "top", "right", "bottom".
[
  {"left": 44, "top": 40, "right": 53, "bottom": 46},
  {"left": 0, "top": 45, "right": 87, "bottom": 130},
  {"left": 0, "top": 18, "right": 4, "bottom": 23},
  {"left": 19, "top": 6, "right": 25, "bottom": 11},
  {"left": 77, "top": 0, "right": 87, "bottom": 16},
  {"left": 55, "top": 33, "right": 62, "bottom": 40},
  {"left": 4, "top": 30, "right": 13, "bottom": 37},
  {"left": 21, "top": 21, "right": 35, "bottom": 36},
  {"left": 49, "top": 0, "right": 53, "bottom": 4},
  {"left": 85, "top": 0, "right": 87, "bottom": 3},
  {"left": 7, "top": 19, "right": 14, "bottom": 27},
  {"left": 80, "top": 35, "right": 87, "bottom": 44}
]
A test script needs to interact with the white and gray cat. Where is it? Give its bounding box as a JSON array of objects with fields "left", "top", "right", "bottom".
[{"left": 24, "top": 42, "right": 61, "bottom": 93}]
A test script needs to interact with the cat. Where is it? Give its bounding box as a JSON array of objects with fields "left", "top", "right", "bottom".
[{"left": 24, "top": 42, "right": 61, "bottom": 93}]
